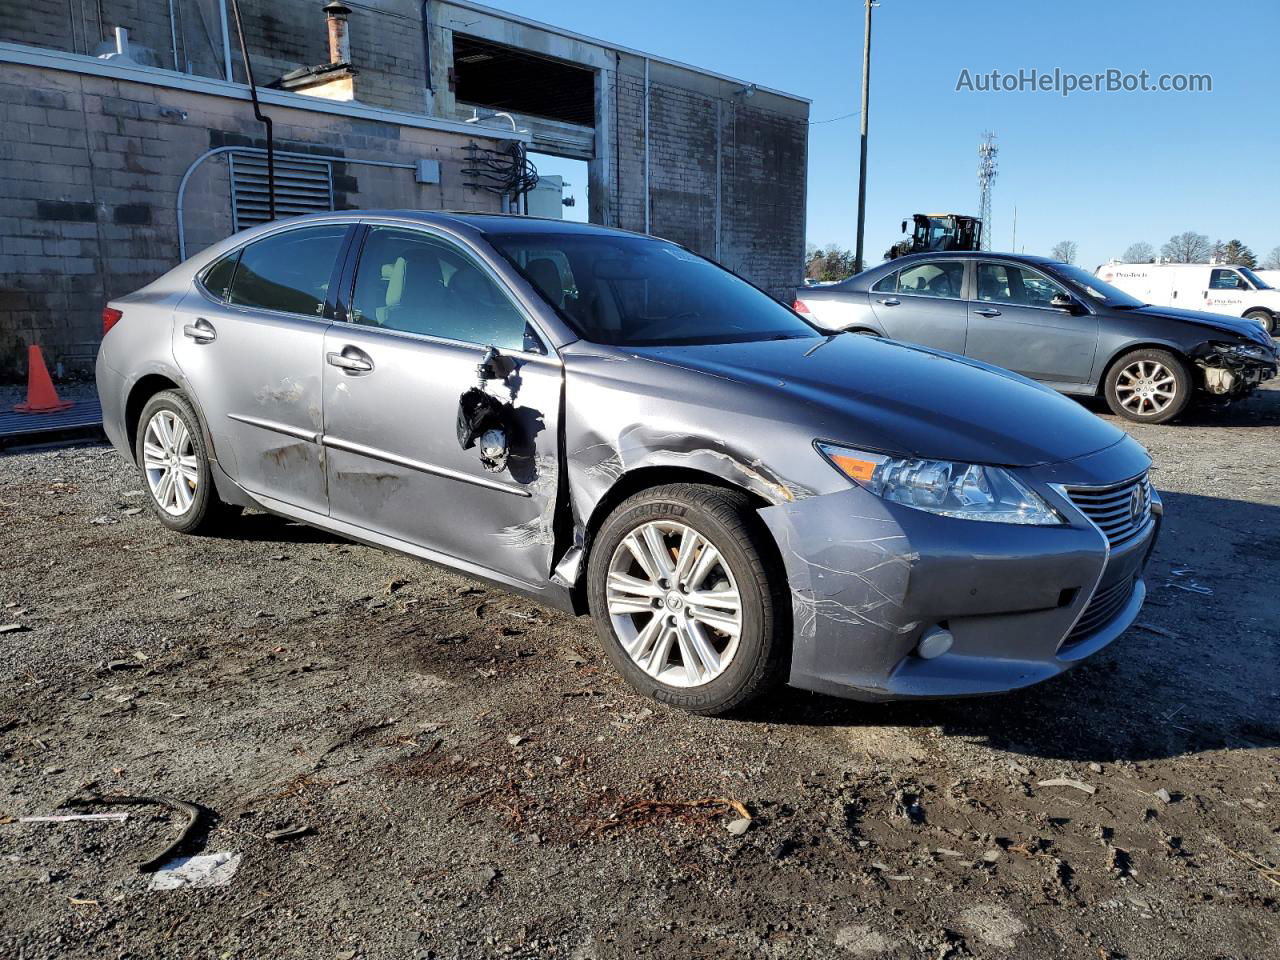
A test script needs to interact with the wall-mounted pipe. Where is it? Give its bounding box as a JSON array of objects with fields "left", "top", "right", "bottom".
[
  {"left": 226, "top": 0, "right": 275, "bottom": 221},
  {"left": 643, "top": 56, "right": 650, "bottom": 235}
]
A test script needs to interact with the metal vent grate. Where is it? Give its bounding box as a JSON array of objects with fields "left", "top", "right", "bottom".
[
  {"left": 1066, "top": 576, "right": 1136, "bottom": 644},
  {"left": 1063, "top": 473, "right": 1154, "bottom": 548},
  {"left": 229, "top": 153, "right": 334, "bottom": 230}
]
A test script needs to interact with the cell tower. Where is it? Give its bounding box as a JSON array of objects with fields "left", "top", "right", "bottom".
[{"left": 978, "top": 132, "right": 998, "bottom": 251}]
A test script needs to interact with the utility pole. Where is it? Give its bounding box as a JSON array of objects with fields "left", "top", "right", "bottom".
[
  {"left": 853, "top": 0, "right": 874, "bottom": 273},
  {"left": 977, "top": 131, "right": 998, "bottom": 251},
  {"left": 1011, "top": 203, "right": 1017, "bottom": 252}
]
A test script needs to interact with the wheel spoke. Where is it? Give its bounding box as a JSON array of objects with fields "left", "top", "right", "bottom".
[
  {"left": 673, "top": 627, "right": 703, "bottom": 684},
  {"left": 643, "top": 624, "right": 676, "bottom": 678},
  {"left": 624, "top": 613, "right": 664, "bottom": 661},
  {"left": 607, "top": 571, "right": 664, "bottom": 600},
  {"left": 671, "top": 528, "right": 702, "bottom": 585},
  {"left": 685, "top": 587, "right": 741, "bottom": 612},
  {"left": 689, "top": 605, "right": 741, "bottom": 638},
  {"left": 683, "top": 619, "right": 721, "bottom": 676},
  {"left": 623, "top": 532, "right": 662, "bottom": 583},
  {"left": 641, "top": 524, "right": 675, "bottom": 580},
  {"left": 686, "top": 541, "right": 722, "bottom": 591}
]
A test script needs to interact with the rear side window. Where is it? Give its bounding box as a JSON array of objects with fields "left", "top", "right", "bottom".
[
  {"left": 227, "top": 225, "right": 348, "bottom": 317},
  {"left": 200, "top": 251, "right": 239, "bottom": 301},
  {"left": 871, "top": 272, "right": 898, "bottom": 293},
  {"left": 349, "top": 226, "right": 533, "bottom": 351},
  {"left": 898, "top": 261, "right": 963, "bottom": 299}
]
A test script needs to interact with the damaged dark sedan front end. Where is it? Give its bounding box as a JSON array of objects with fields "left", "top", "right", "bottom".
[{"left": 99, "top": 212, "right": 1163, "bottom": 715}]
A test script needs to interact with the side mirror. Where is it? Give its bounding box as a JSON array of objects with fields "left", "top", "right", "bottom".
[
  {"left": 1050, "top": 293, "right": 1080, "bottom": 312},
  {"left": 900, "top": 220, "right": 908, "bottom": 234}
]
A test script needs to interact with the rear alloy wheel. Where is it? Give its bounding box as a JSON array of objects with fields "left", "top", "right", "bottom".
[
  {"left": 135, "top": 390, "right": 235, "bottom": 534},
  {"left": 1104, "top": 349, "right": 1191, "bottom": 424},
  {"left": 587, "top": 483, "right": 787, "bottom": 715},
  {"left": 1244, "top": 309, "right": 1274, "bottom": 336}
]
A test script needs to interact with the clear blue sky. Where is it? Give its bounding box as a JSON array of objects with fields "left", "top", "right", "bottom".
[{"left": 482, "top": 0, "right": 1279, "bottom": 271}]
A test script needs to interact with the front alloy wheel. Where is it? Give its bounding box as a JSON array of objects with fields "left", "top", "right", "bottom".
[
  {"left": 587, "top": 483, "right": 788, "bottom": 715},
  {"left": 606, "top": 520, "right": 742, "bottom": 687},
  {"left": 1104, "top": 348, "right": 1191, "bottom": 424}
]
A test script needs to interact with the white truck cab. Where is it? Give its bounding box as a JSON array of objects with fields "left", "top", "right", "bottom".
[{"left": 1096, "top": 262, "right": 1278, "bottom": 335}]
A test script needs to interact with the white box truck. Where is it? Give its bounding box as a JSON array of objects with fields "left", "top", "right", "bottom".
[{"left": 1096, "top": 262, "right": 1278, "bottom": 335}]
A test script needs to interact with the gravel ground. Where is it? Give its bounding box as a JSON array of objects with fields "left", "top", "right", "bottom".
[{"left": 1, "top": 384, "right": 1278, "bottom": 960}]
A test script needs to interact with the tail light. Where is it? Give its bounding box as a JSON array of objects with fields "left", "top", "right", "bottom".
[
  {"left": 102, "top": 306, "right": 123, "bottom": 335},
  {"left": 792, "top": 299, "right": 811, "bottom": 314}
]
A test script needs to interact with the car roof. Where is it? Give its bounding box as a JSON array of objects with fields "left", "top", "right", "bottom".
[
  {"left": 885, "top": 251, "right": 1059, "bottom": 266},
  {"left": 318, "top": 210, "right": 653, "bottom": 240}
]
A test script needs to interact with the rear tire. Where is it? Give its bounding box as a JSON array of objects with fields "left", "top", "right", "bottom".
[
  {"left": 586, "top": 483, "right": 788, "bottom": 716},
  {"left": 134, "top": 390, "right": 235, "bottom": 535},
  {"left": 1103, "top": 348, "right": 1192, "bottom": 424},
  {"left": 1244, "top": 309, "right": 1274, "bottom": 336}
]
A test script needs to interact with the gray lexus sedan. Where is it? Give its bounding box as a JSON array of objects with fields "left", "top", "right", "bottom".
[{"left": 97, "top": 213, "right": 1161, "bottom": 715}]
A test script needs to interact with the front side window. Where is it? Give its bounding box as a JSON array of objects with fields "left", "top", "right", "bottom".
[
  {"left": 488, "top": 232, "right": 819, "bottom": 347},
  {"left": 350, "top": 227, "right": 532, "bottom": 352},
  {"left": 897, "top": 261, "right": 964, "bottom": 299},
  {"left": 227, "top": 225, "right": 348, "bottom": 317},
  {"left": 1209, "top": 268, "right": 1244, "bottom": 290},
  {"left": 976, "top": 262, "right": 1067, "bottom": 307}
]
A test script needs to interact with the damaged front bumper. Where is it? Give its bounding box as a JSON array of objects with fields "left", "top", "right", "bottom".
[
  {"left": 759, "top": 440, "right": 1160, "bottom": 701},
  {"left": 1195, "top": 342, "right": 1278, "bottom": 398}
]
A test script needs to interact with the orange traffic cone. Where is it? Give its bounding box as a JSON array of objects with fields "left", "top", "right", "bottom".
[{"left": 14, "top": 345, "right": 74, "bottom": 414}]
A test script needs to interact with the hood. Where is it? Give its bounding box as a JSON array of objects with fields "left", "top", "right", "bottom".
[
  {"left": 1129, "top": 304, "right": 1270, "bottom": 343},
  {"left": 628, "top": 335, "right": 1126, "bottom": 467}
]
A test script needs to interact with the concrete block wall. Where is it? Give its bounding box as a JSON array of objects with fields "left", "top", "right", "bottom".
[{"left": 0, "top": 61, "right": 504, "bottom": 379}]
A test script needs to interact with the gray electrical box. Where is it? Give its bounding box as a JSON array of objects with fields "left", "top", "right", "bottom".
[{"left": 415, "top": 159, "right": 441, "bottom": 184}]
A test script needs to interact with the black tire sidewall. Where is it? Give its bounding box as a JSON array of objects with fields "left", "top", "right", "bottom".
[
  {"left": 134, "top": 390, "right": 217, "bottom": 534},
  {"left": 1104, "top": 348, "right": 1192, "bottom": 424},
  {"left": 587, "top": 489, "right": 775, "bottom": 714}
]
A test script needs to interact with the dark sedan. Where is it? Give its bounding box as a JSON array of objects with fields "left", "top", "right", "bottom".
[{"left": 795, "top": 252, "right": 1278, "bottom": 423}]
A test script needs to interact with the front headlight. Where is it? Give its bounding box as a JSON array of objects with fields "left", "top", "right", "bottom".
[
  {"left": 1226, "top": 343, "right": 1273, "bottom": 361},
  {"left": 816, "top": 442, "right": 1063, "bottom": 525}
]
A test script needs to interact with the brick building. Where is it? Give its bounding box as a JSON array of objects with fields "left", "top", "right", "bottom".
[{"left": 0, "top": 1, "right": 810, "bottom": 379}]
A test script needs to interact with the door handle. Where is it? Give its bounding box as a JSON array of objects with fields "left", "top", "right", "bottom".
[
  {"left": 974, "top": 307, "right": 1002, "bottom": 317},
  {"left": 326, "top": 348, "right": 374, "bottom": 374},
  {"left": 877, "top": 297, "right": 901, "bottom": 306},
  {"left": 183, "top": 318, "right": 216, "bottom": 343}
]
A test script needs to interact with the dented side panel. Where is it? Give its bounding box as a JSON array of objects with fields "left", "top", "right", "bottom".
[{"left": 322, "top": 325, "right": 564, "bottom": 589}]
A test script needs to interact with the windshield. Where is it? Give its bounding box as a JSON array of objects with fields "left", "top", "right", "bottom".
[
  {"left": 1046, "top": 263, "right": 1146, "bottom": 307},
  {"left": 488, "top": 232, "right": 819, "bottom": 346},
  {"left": 1240, "top": 267, "right": 1271, "bottom": 290}
]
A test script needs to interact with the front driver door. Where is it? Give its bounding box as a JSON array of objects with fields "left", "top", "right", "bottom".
[
  {"left": 321, "top": 223, "right": 563, "bottom": 589},
  {"left": 174, "top": 222, "right": 352, "bottom": 515},
  {"left": 965, "top": 260, "right": 1098, "bottom": 385},
  {"left": 868, "top": 260, "right": 968, "bottom": 354}
]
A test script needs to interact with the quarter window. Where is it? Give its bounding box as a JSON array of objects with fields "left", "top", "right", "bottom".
[
  {"left": 200, "top": 251, "right": 240, "bottom": 301},
  {"left": 897, "top": 261, "right": 964, "bottom": 299},
  {"left": 976, "top": 262, "right": 1067, "bottom": 307},
  {"left": 1209, "top": 269, "right": 1244, "bottom": 290},
  {"left": 227, "top": 225, "right": 348, "bottom": 317},
  {"left": 871, "top": 272, "right": 898, "bottom": 293},
  {"left": 350, "top": 227, "right": 533, "bottom": 352}
]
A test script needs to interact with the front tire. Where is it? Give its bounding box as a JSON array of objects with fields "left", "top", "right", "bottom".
[
  {"left": 134, "top": 390, "right": 233, "bottom": 535},
  {"left": 586, "top": 483, "right": 788, "bottom": 716},
  {"left": 1103, "top": 348, "right": 1192, "bottom": 424},
  {"left": 1244, "top": 309, "right": 1275, "bottom": 336}
]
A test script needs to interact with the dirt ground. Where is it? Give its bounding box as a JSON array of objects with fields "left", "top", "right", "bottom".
[{"left": 2, "top": 384, "right": 1278, "bottom": 960}]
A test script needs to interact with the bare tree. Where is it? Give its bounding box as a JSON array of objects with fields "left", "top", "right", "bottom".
[
  {"left": 1161, "top": 231, "right": 1211, "bottom": 263},
  {"left": 1121, "top": 241, "right": 1155, "bottom": 263},
  {"left": 1261, "top": 245, "right": 1280, "bottom": 270},
  {"left": 1050, "top": 240, "right": 1078, "bottom": 264}
]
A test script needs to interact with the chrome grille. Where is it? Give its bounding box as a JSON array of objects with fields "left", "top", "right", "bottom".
[
  {"left": 1067, "top": 576, "right": 1136, "bottom": 643},
  {"left": 1064, "top": 473, "right": 1154, "bottom": 547}
]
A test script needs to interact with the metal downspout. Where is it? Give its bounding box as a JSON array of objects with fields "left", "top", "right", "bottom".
[
  {"left": 227, "top": 0, "right": 275, "bottom": 221},
  {"left": 643, "top": 57, "right": 650, "bottom": 235}
]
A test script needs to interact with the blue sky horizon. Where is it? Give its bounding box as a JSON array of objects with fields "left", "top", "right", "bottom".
[{"left": 481, "top": 0, "right": 1279, "bottom": 272}]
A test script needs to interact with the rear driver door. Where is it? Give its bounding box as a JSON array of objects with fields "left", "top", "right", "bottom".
[{"left": 868, "top": 260, "right": 968, "bottom": 354}]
